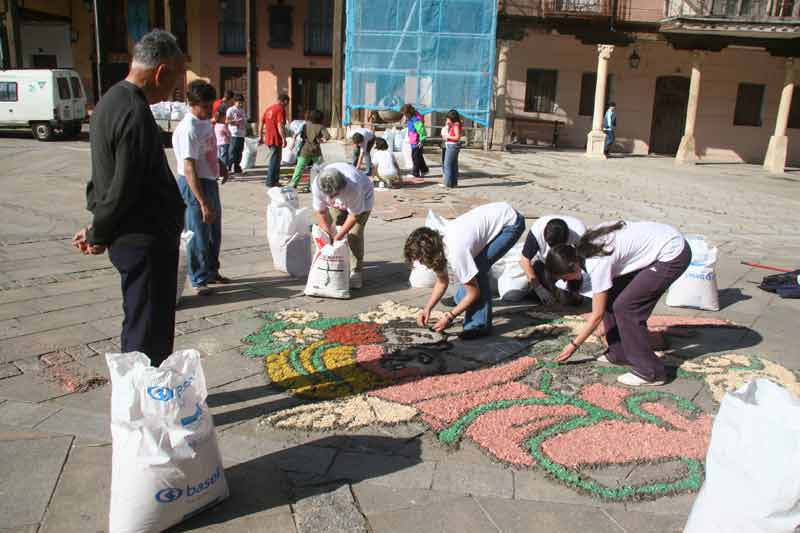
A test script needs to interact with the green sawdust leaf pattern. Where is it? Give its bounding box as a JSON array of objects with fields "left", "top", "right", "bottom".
[{"left": 438, "top": 370, "right": 706, "bottom": 501}]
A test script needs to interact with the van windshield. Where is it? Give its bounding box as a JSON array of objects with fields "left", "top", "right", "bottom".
[
  {"left": 57, "top": 78, "right": 71, "bottom": 99},
  {"left": 69, "top": 77, "right": 83, "bottom": 98}
]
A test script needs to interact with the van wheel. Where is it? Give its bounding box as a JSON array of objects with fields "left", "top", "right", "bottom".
[{"left": 32, "top": 123, "right": 54, "bottom": 141}]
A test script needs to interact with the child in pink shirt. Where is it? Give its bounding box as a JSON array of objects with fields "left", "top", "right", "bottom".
[{"left": 214, "top": 109, "right": 231, "bottom": 172}]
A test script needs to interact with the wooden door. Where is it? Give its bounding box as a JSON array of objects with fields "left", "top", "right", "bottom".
[
  {"left": 220, "top": 67, "right": 247, "bottom": 108},
  {"left": 291, "top": 68, "right": 332, "bottom": 125},
  {"left": 649, "top": 76, "right": 689, "bottom": 155}
]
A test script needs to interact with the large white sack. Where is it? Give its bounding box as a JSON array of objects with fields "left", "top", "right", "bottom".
[
  {"left": 304, "top": 225, "right": 350, "bottom": 299},
  {"left": 281, "top": 137, "right": 297, "bottom": 165},
  {"left": 685, "top": 379, "right": 800, "bottom": 533},
  {"left": 242, "top": 137, "right": 258, "bottom": 170},
  {"left": 176, "top": 230, "right": 194, "bottom": 306},
  {"left": 666, "top": 235, "right": 719, "bottom": 311},
  {"left": 409, "top": 260, "right": 437, "bottom": 288},
  {"left": 425, "top": 209, "right": 449, "bottom": 234},
  {"left": 490, "top": 242, "right": 529, "bottom": 301},
  {"left": 106, "top": 350, "right": 228, "bottom": 533},
  {"left": 267, "top": 188, "right": 310, "bottom": 276}
]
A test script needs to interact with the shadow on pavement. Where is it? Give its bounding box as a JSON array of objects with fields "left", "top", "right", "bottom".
[{"left": 172, "top": 435, "right": 422, "bottom": 531}]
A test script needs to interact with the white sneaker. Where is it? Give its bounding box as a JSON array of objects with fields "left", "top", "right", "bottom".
[
  {"left": 616, "top": 372, "right": 664, "bottom": 387},
  {"left": 349, "top": 270, "right": 363, "bottom": 289},
  {"left": 596, "top": 355, "right": 611, "bottom": 364}
]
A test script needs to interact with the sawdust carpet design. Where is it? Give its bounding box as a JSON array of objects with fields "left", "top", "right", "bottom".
[{"left": 242, "top": 301, "right": 798, "bottom": 501}]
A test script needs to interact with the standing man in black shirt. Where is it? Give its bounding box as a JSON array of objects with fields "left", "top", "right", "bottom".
[{"left": 72, "top": 30, "right": 186, "bottom": 367}]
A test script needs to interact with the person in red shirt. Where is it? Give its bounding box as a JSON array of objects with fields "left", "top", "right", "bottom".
[
  {"left": 260, "top": 94, "right": 290, "bottom": 187},
  {"left": 211, "top": 90, "right": 234, "bottom": 124}
]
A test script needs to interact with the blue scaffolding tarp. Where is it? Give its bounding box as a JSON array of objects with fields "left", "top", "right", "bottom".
[{"left": 344, "top": 0, "right": 498, "bottom": 126}]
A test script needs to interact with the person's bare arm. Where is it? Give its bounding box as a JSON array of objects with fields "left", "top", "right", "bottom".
[
  {"left": 431, "top": 276, "right": 479, "bottom": 332},
  {"left": 555, "top": 290, "right": 607, "bottom": 362},
  {"left": 418, "top": 272, "right": 449, "bottom": 327},
  {"left": 334, "top": 213, "right": 359, "bottom": 241},
  {"left": 316, "top": 210, "right": 334, "bottom": 242}
]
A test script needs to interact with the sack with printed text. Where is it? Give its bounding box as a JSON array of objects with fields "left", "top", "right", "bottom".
[
  {"left": 106, "top": 350, "right": 228, "bottom": 532},
  {"left": 304, "top": 225, "right": 350, "bottom": 299},
  {"left": 666, "top": 235, "right": 719, "bottom": 311}
]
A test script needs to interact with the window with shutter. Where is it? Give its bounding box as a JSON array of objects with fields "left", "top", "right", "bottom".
[{"left": 524, "top": 69, "right": 558, "bottom": 114}]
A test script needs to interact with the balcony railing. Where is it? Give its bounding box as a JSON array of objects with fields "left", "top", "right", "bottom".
[
  {"left": 499, "top": 0, "right": 613, "bottom": 18},
  {"left": 666, "top": 0, "right": 798, "bottom": 18}
]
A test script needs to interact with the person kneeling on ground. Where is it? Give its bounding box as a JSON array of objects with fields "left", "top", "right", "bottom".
[
  {"left": 545, "top": 220, "right": 691, "bottom": 387},
  {"left": 405, "top": 202, "right": 525, "bottom": 338},
  {"left": 173, "top": 80, "right": 231, "bottom": 296},
  {"left": 519, "top": 215, "right": 586, "bottom": 305},
  {"left": 290, "top": 109, "right": 329, "bottom": 191},
  {"left": 312, "top": 163, "right": 374, "bottom": 289},
  {"left": 372, "top": 137, "right": 401, "bottom": 188}
]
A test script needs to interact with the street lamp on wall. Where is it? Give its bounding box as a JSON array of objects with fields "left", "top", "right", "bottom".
[{"left": 628, "top": 48, "right": 641, "bottom": 70}]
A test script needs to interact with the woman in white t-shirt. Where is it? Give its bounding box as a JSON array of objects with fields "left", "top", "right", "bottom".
[
  {"left": 545, "top": 221, "right": 691, "bottom": 387},
  {"left": 403, "top": 202, "right": 525, "bottom": 338}
]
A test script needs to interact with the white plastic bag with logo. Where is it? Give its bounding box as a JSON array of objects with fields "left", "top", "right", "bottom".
[
  {"left": 684, "top": 379, "right": 800, "bottom": 533},
  {"left": 106, "top": 350, "right": 228, "bottom": 533},
  {"left": 242, "top": 137, "right": 258, "bottom": 170},
  {"left": 666, "top": 235, "right": 719, "bottom": 311},
  {"left": 304, "top": 225, "right": 350, "bottom": 299},
  {"left": 176, "top": 230, "right": 194, "bottom": 306}
]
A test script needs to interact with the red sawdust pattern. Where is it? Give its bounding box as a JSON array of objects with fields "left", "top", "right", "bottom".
[
  {"left": 416, "top": 382, "right": 543, "bottom": 431},
  {"left": 466, "top": 404, "right": 584, "bottom": 466},
  {"left": 325, "top": 322, "right": 385, "bottom": 345},
  {"left": 579, "top": 383, "right": 630, "bottom": 416},
  {"left": 542, "top": 416, "right": 711, "bottom": 468},
  {"left": 371, "top": 356, "right": 539, "bottom": 404}
]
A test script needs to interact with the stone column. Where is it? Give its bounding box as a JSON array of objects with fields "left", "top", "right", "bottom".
[
  {"left": 676, "top": 51, "right": 704, "bottom": 164},
  {"left": 330, "top": 0, "right": 345, "bottom": 139},
  {"left": 491, "top": 40, "right": 512, "bottom": 150},
  {"left": 586, "top": 44, "right": 614, "bottom": 159},
  {"left": 764, "top": 58, "right": 797, "bottom": 174}
]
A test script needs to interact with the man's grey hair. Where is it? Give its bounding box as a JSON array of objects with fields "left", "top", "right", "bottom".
[
  {"left": 132, "top": 29, "right": 183, "bottom": 69},
  {"left": 318, "top": 167, "right": 346, "bottom": 195}
]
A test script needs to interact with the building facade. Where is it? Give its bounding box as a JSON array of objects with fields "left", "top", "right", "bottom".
[
  {"left": 1, "top": 0, "right": 337, "bottom": 126},
  {"left": 2, "top": 0, "right": 798, "bottom": 169},
  {"left": 493, "top": 0, "right": 800, "bottom": 169}
]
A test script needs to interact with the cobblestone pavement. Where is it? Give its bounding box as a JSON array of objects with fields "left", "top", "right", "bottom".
[{"left": 0, "top": 131, "right": 798, "bottom": 533}]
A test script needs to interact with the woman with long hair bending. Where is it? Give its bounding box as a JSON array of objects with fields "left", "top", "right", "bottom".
[
  {"left": 545, "top": 221, "right": 691, "bottom": 386},
  {"left": 404, "top": 202, "right": 525, "bottom": 338}
]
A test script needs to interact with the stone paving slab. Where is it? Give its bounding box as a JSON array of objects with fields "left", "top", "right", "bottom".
[
  {"left": 432, "top": 462, "right": 514, "bottom": 499},
  {"left": 39, "top": 443, "right": 111, "bottom": 533},
  {"left": 365, "top": 495, "right": 500, "bottom": 533},
  {"left": 34, "top": 407, "right": 112, "bottom": 443},
  {"left": 605, "top": 509, "right": 686, "bottom": 533},
  {"left": 478, "top": 497, "right": 625, "bottom": 532},
  {"left": 0, "top": 400, "right": 61, "bottom": 428},
  {"left": 293, "top": 484, "right": 368, "bottom": 533},
  {"left": 0, "top": 435, "right": 73, "bottom": 529},
  {"left": 326, "top": 451, "right": 435, "bottom": 490},
  {"left": 351, "top": 481, "right": 464, "bottom": 515}
]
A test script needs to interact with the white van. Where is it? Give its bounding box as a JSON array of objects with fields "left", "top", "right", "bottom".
[{"left": 0, "top": 69, "right": 87, "bottom": 141}]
